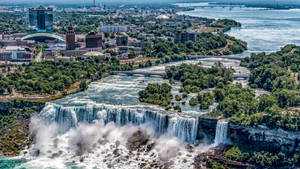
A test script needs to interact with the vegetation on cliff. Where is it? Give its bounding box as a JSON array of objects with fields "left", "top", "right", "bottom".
[
  {"left": 138, "top": 83, "right": 173, "bottom": 107},
  {"left": 220, "top": 44, "right": 299, "bottom": 131},
  {"left": 241, "top": 44, "right": 300, "bottom": 93},
  {"left": 189, "top": 92, "right": 214, "bottom": 109},
  {"left": 151, "top": 33, "right": 247, "bottom": 59},
  {"left": 224, "top": 145, "right": 300, "bottom": 168},
  {"left": 201, "top": 145, "right": 300, "bottom": 169},
  {"left": 198, "top": 92, "right": 214, "bottom": 109},
  {"left": 208, "top": 19, "right": 242, "bottom": 32},
  {"left": 0, "top": 56, "right": 133, "bottom": 96},
  {"left": 0, "top": 101, "right": 44, "bottom": 156},
  {"left": 213, "top": 84, "right": 258, "bottom": 118},
  {"left": 139, "top": 63, "right": 235, "bottom": 112},
  {"left": 165, "top": 63, "right": 234, "bottom": 93},
  {"left": 210, "top": 83, "right": 300, "bottom": 131}
]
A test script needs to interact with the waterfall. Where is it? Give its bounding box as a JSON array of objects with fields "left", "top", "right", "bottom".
[
  {"left": 214, "top": 120, "right": 228, "bottom": 146},
  {"left": 36, "top": 103, "right": 200, "bottom": 143},
  {"left": 168, "top": 117, "right": 199, "bottom": 143}
]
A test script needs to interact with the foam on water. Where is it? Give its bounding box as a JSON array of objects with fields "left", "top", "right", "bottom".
[{"left": 16, "top": 118, "right": 203, "bottom": 169}]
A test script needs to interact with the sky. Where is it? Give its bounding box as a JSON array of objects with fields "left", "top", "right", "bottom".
[
  {"left": 1, "top": 0, "right": 300, "bottom": 7},
  {"left": 1, "top": 0, "right": 204, "bottom": 4}
]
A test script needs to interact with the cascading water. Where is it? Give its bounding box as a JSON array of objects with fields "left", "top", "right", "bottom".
[
  {"left": 38, "top": 103, "right": 200, "bottom": 143},
  {"left": 214, "top": 120, "right": 228, "bottom": 146}
]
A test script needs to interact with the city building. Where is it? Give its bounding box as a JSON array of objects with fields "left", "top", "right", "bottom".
[
  {"left": 100, "top": 24, "right": 128, "bottom": 33},
  {"left": 85, "top": 32, "right": 102, "bottom": 49},
  {"left": 0, "top": 46, "right": 32, "bottom": 62},
  {"left": 66, "top": 26, "right": 76, "bottom": 50},
  {"left": 29, "top": 6, "right": 53, "bottom": 32},
  {"left": 0, "top": 39, "right": 34, "bottom": 47},
  {"left": 118, "top": 46, "right": 132, "bottom": 54},
  {"left": 174, "top": 30, "right": 197, "bottom": 44},
  {"left": 116, "top": 36, "right": 128, "bottom": 46}
]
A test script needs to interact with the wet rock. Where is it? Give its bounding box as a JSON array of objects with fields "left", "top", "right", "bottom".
[
  {"left": 115, "top": 140, "right": 120, "bottom": 148},
  {"left": 120, "top": 156, "right": 128, "bottom": 161},
  {"left": 126, "top": 130, "right": 149, "bottom": 151},
  {"left": 98, "top": 139, "right": 108, "bottom": 145},
  {"left": 185, "top": 144, "right": 194, "bottom": 153},
  {"left": 31, "top": 148, "right": 40, "bottom": 157},
  {"left": 53, "top": 138, "right": 58, "bottom": 149},
  {"left": 139, "top": 162, "right": 147, "bottom": 168},
  {"left": 113, "top": 149, "right": 120, "bottom": 157},
  {"left": 166, "top": 160, "right": 174, "bottom": 167},
  {"left": 50, "top": 152, "right": 60, "bottom": 159},
  {"left": 80, "top": 156, "right": 84, "bottom": 162},
  {"left": 92, "top": 143, "right": 97, "bottom": 149},
  {"left": 145, "top": 142, "right": 155, "bottom": 152}
]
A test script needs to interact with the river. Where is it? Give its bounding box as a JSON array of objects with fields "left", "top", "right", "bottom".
[
  {"left": 177, "top": 2, "right": 300, "bottom": 54},
  {"left": 3, "top": 2, "right": 300, "bottom": 169}
]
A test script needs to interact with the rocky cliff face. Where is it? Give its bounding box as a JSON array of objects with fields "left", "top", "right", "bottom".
[
  {"left": 197, "top": 117, "right": 218, "bottom": 142},
  {"left": 229, "top": 124, "right": 300, "bottom": 152}
]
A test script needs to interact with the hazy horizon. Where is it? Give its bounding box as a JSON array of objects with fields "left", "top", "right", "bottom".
[
  {"left": 1, "top": 0, "right": 300, "bottom": 8},
  {"left": 1, "top": 0, "right": 299, "bottom": 5}
]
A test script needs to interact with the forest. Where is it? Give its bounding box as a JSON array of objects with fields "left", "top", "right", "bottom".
[
  {"left": 138, "top": 83, "right": 173, "bottom": 107},
  {"left": 0, "top": 56, "right": 133, "bottom": 95},
  {"left": 165, "top": 63, "right": 234, "bottom": 93}
]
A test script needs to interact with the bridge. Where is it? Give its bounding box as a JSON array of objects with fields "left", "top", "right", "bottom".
[
  {"left": 112, "top": 71, "right": 165, "bottom": 77},
  {"left": 233, "top": 73, "right": 249, "bottom": 80},
  {"left": 188, "top": 55, "right": 244, "bottom": 60},
  {"left": 112, "top": 71, "right": 249, "bottom": 79}
]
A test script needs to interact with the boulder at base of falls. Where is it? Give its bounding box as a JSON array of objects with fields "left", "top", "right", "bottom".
[{"left": 126, "top": 130, "right": 150, "bottom": 151}]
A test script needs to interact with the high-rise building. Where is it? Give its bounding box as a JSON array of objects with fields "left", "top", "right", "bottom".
[
  {"left": 116, "top": 36, "right": 128, "bottom": 46},
  {"left": 29, "top": 6, "right": 53, "bottom": 32},
  {"left": 86, "top": 32, "right": 102, "bottom": 48},
  {"left": 93, "top": 0, "right": 96, "bottom": 7},
  {"left": 174, "top": 30, "right": 197, "bottom": 44},
  {"left": 66, "top": 26, "right": 76, "bottom": 50}
]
